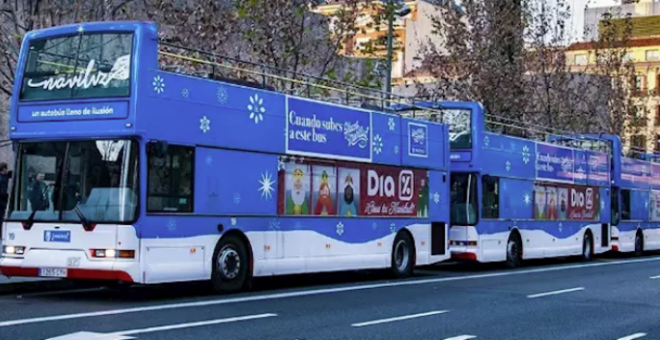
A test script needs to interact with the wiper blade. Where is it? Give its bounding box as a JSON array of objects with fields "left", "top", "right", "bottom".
[
  {"left": 24, "top": 209, "right": 38, "bottom": 229},
  {"left": 73, "top": 204, "right": 92, "bottom": 230}
]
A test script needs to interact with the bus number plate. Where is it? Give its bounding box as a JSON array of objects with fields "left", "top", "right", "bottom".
[{"left": 39, "top": 268, "right": 67, "bottom": 278}]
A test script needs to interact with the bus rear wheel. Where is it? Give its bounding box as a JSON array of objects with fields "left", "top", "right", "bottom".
[
  {"left": 211, "top": 234, "right": 249, "bottom": 293},
  {"left": 581, "top": 232, "right": 593, "bottom": 261},
  {"left": 391, "top": 232, "right": 415, "bottom": 278},
  {"left": 634, "top": 231, "right": 644, "bottom": 257},
  {"left": 505, "top": 232, "right": 522, "bottom": 268}
]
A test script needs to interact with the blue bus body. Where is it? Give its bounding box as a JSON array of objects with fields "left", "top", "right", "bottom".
[
  {"left": 0, "top": 21, "right": 452, "bottom": 288},
  {"left": 394, "top": 101, "right": 612, "bottom": 265}
]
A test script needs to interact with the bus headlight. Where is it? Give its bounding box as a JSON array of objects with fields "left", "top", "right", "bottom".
[
  {"left": 2, "top": 245, "right": 25, "bottom": 255},
  {"left": 90, "top": 249, "right": 135, "bottom": 259}
]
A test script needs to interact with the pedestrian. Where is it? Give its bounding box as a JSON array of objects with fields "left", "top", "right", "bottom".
[{"left": 0, "top": 162, "right": 10, "bottom": 230}]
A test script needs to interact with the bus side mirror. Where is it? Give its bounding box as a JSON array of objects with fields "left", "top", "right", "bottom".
[{"left": 147, "top": 140, "right": 168, "bottom": 158}]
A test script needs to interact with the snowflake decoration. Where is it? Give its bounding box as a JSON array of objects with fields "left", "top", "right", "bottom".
[
  {"left": 577, "top": 166, "right": 585, "bottom": 174},
  {"left": 372, "top": 222, "right": 377, "bottom": 230},
  {"left": 269, "top": 219, "right": 280, "bottom": 231},
  {"left": 294, "top": 222, "right": 303, "bottom": 230},
  {"left": 394, "top": 145, "right": 399, "bottom": 154},
  {"left": 167, "top": 219, "right": 176, "bottom": 231},
  {"left": 484, "top": 135, "right": 490, "bottom": 147},
  {"left": 601, "top": 199, "right": 605, "bottom": 210},
  {"left": 388, "top": 117, "right": 396, "bottom": 131},
  {"left": 390, "top": 223, "right": 396, "bottom": 233},
  {"left": 336, "top": 222, "right": 345, "bottom": 236},
  {"left": 645, "top": 200, "right": 649, "bottom": 209},
  {"left": 153, "top": 76, "right": 165, "bottom": 94},
  {"left": 248, "top": 94, "right": 266, "bottom": 124},
  {"left": 433, "top": 192, "right": 440, "bottom": 204},
  {"left": 277, "top": 158, "right": 286, "bottom": 172},
  {"left": 506, "top": 160, "right": 511, "bottom": 172},
  {"left": 523, "top": 193, "right": 531, "bottom": 206},
  {"left": 259, "top": 171, "right": 275, "bottom": 200},
  {"left": 522, "top": 145, "right": 531, "bottom": 164},
  {"left": 231, "top": 218, "right": 237, "bottom": 226},
  {"left": 200, "top": 115, "right": 211, "bottom": 133},
  {"left": 77, "top": 25, "right": 84, "bottom": 33},
  {"left": 182, "top": 88, "right": 189, "bottom": 98},
  {"left": 373, "top": 134, "right": 383, "bottom": 155},
  {"left": 233, "top": 192, "right": 241, "bottom": 204},
  {"left": 206, "top": 155, "right": 213, "bottom": 165},
  {"left": 217, "top": 86, "right": 228, "bottom": 105},
  {"left": 558, "top": 223, "right": 563, "bottom": 233}
]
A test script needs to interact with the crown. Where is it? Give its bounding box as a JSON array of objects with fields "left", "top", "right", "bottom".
[
  {"left": 293, "top": 168, "right": 304, "bottom": 178},
  {"left": 321, "top": 170, "right": 328, "bottom": 180},
  {"left": 345, "top": 174, "right": 353, "bottom": 184}
]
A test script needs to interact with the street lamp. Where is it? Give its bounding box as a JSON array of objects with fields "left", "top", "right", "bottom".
[{"left": 384, "top": 0, "right": 411, "bottom": 100}]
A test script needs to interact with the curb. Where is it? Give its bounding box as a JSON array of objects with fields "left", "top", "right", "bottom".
[{"left": 0, "top": 278, "right": 79, "bottom": 295}]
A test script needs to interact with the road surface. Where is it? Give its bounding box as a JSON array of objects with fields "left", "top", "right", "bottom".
[{"left": 0, "top": 255, "right": 658, "bottom": 340}]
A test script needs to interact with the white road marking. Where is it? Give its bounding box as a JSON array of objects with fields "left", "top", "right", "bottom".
[
  {"left": 1, "top": 256, "right": 659, "bottom": 327},
  {"left": 351, "top": 310, "right": 448, "bottom": 327},
  {"left": 649, "top": 275, "right": 660, "bottom": 279},
  {"left": 527, "top": 287, "right": 585, "bottom": 299},
  {"left": 45, "top": 313, "right": 277, "bottom": 339},
  {"left": 443, "top": 335, "right": 477, "bottom": 340},
  {"left": 616, "top": 333, "right": 646, "bottom": 340}
]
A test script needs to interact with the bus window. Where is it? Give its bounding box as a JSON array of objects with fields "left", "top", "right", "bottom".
[
  {"left": 621, "top": 189, "right": 631, "bottom": 221},
  {"left": 450, "top": 173, "right": 478, "bottom": 225},
  {"left": 482, "top": 175, "right": 499, "bottom": 219},
  {"left": 147, "top": 145, "right": 194, "bottom": 213},
  {"left": 611, "top": 187, "right": 620, "bottom": 225}
]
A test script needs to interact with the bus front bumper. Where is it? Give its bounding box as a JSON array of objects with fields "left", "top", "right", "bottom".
[{"left": 0, "top": 249, "right": 138, "bottom": 283}]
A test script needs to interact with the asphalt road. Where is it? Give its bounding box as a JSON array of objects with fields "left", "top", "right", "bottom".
[{"left": 1, "top": 254, "right": 659, "bottom": 340}]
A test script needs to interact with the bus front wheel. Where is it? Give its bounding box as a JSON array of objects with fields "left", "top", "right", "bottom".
[
  {"left": 505, "top": 232, "right": 522, "bottom": 269},
  {"left": 211, "top": 234, "right": 249, "bottom": 293}
]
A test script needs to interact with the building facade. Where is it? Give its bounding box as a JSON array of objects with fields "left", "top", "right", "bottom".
[
  {"left": 566, "top": 37, "right": 660, "bottom": 152},
  {"left": 584, "top": 0, "right": 660, "bottom": 41}
]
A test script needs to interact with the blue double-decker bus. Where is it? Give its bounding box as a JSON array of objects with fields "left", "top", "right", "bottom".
[
  {"left": 0, "top": 21, "right": 452, "bottom": 292},
  {"left": 584, "top": 135, "right": 660, "bottom": 255},
  {"left": 396, "top": 101, "right": 613, "bottom": 267}
]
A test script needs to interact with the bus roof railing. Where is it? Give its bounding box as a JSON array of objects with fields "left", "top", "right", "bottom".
[{"left": 155, "top": 42, "right": 613, "bottom": 154}]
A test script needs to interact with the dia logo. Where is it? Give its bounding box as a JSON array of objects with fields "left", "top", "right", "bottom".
[{"left": 399, "top": 170, "right": 414, "bottom": 201}]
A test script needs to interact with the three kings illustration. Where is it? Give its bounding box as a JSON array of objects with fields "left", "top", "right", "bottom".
[{"left": 286, "top": 167, "right": 309, "bottom": 215}]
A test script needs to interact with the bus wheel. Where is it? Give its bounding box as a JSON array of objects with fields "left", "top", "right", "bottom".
[
  {"left": 211, "top": 234, "right": 249, "bottom": 293},
  {"left": 634, "top": 231, "right": 644, "bottom": 257},
  {"left": 391, "top": 232, "right": 415, "bottom": 278},
  {"left": 505, "top": 232, "right": 522, "bottom": 268},
  {"left": 581, "top": 231, "right": 593, "bottom": 261}
]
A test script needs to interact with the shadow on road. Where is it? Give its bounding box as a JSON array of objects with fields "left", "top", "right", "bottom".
[{"left": 14, "top": 251, "right": 656, "bottom": 304}]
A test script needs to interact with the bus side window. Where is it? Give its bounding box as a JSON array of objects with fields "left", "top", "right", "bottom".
[
  {"left": 611, "top": 187, "right": 620, "bottom": 225},
  {"left": 147, "top": 145, "right": 195, "bottom": 213},
  {"left": 481, "top": 175, "right": 499, "bottom": 219},
  {"left": 621, "top": 189, "right": 631, "bottom": 221}
]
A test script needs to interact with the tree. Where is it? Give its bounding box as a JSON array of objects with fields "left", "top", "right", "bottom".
[{"left": 412, "top": 0, "right": 641, "bottom": 142}]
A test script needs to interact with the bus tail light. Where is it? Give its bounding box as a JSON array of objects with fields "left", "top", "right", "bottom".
[
  {"left": 3, "top": 245, "right": 26, "bottom": 255},
  {"left": 90, "top": 249, "right": 135, "bottom": 259}
]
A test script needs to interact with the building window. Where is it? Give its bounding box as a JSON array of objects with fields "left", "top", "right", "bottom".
[
  {"left": 574, "top": 54, "right": 588, "bottom": 66},
  {"left": 634, "top": 75, "right": 646, "bottom": 93},
  {"left": 147, "top": 145, "right": 195, "bottom": 213},
  {"left": 623, "top": 52, "right": 634, "bottom": 62},
  {"left": 481, "top": 175, "right": 499, "bottom": 219},
  {"left": 646, "top": 50, "right": 660, "bottom": 61}
]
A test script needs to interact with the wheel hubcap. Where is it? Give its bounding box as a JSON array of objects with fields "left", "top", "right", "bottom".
[
  {"left": 218, "top": 247, "right": 240, "bottom": 279},
  {"left": 394, "top": 240, "right": 409, "bottom": 272}
]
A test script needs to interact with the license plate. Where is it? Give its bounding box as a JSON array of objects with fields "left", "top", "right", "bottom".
[{"left": 39, "top": 268, "right": 67, "bottom": 278}]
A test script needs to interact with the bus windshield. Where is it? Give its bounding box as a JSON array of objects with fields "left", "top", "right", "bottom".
[
  {"left": 19, "top": 32, "right": 133, "bottom": 101},
  {"left": 9, "top": 140, "right": 138, "bottom": 223}
]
